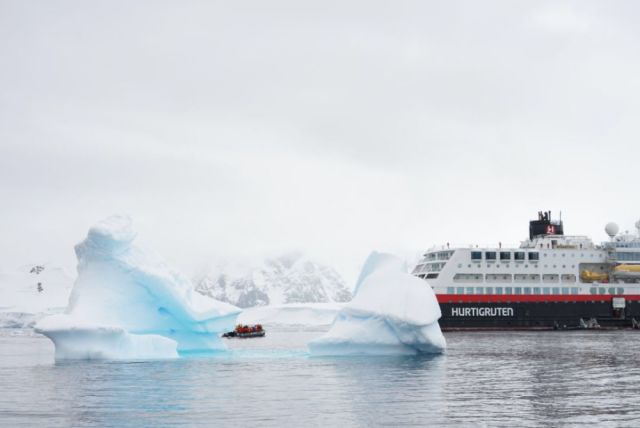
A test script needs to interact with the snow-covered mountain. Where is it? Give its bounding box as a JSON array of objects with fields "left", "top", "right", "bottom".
[
  {"left": 194, "top": 253, "right": 352, "bottom": 308},
  {"left": 0, "top": 264, "right": 74, "bottom": 328}
]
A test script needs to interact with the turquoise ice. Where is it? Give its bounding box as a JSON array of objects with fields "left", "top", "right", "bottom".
[{"left": 36, "top": 215, "right": 240, "bottom": 360}]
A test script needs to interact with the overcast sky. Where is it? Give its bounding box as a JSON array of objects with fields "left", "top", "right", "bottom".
[{"left": 1, "top": 1, "right": 640, "bottom": 282}]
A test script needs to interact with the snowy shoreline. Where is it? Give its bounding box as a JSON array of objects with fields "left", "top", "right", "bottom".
[{"left": 237, "top": 302, "right": 344, "bottom": 327}]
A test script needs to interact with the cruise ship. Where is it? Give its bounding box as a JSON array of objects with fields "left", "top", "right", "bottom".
[{"left": 412, "top": 212, "right": 640, "bottom": 330}]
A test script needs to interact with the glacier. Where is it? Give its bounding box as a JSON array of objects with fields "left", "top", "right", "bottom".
[
  {"left": 35, "top": 215, "right": 240, "bottom": 360},
  {"left": 308, "top": 252, "right": 446, "bottom": 356}
]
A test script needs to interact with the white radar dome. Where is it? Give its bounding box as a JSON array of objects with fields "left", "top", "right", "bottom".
[{"left": 605, "top": 222, "right": 619, "bottom": 238}]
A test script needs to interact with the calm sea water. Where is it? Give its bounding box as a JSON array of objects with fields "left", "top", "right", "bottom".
[{"left": 1, "top": 327, "right": 640, "bottom": 427}]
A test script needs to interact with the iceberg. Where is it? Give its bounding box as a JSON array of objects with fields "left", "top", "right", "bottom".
[
  {"left": 308, "top": 252, "right": 446, "bottom": 356},
  {"left": 35, "top": 215, "right": 240, "bottom": 360},
  {"left": 351, "top": 251, "right": 402, "bottom": 296}
]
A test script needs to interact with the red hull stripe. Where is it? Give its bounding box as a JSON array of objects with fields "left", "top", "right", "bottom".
[{"left": 436, "top": 294, "right": 640, "bottom": 303}]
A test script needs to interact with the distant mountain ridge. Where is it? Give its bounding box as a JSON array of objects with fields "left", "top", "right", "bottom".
[{"left": 194, "top": 253, "right": 352, "bottom": 308}]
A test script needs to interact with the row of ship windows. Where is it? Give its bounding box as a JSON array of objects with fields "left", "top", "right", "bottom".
[
  {"left": 424, "top": 251, "right": 454, "bottom": 261},
  {"left": 417, "top": 261, "right": 580, "bottom": 275},
  {"left": 417, "top": 263, "right": 446, "bottom": 273},
  {"left": 472, "top": 251, "right": 537, "bottom": 261},
  {"left": 616, "top": 252, "right": 640, "bottom": 261},
  {"left": 446, "top": 286, "right": 625, "bottom": 295},
  {"left": 459, "top": 263, "right": 576, "bottom": 269},
  {"left": 454, "top": 273, "right": 575, "bottom": 283},
  {"left": 471, "top": 251, "right": 605, "bottom": 261},
  {"left": 613, "top": 243, "right": 640, "bottom": 248},
  {"left": 424, "top": 250, "right": 636, "bottom": 264}
]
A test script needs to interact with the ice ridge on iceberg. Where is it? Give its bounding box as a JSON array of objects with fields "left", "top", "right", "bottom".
[
  {"left": 308, "top": 252, "right": 446, "bottom": 356},
  {"left": 35, "top": 215, "right": 240, "bottom": 360},
  {"left": 351, "top": 251, "right": 404, "bottom": 296}
]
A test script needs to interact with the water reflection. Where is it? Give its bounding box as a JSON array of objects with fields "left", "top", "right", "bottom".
[{"left": 322, "top": 355, "right": 446, "bottom": 426}]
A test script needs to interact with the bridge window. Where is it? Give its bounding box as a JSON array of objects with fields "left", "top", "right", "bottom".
[
  {"left": 528, "top": 252, "right": 539, "bottom": 261},
  {"left": 514, "top": 252, "right": 525, "bottom": 260},
  {"left": 471, "top": 251, "right": 482, "bottom": 260},
  {"left": 485, "top": 252, "right": 497, "bottom": 260},
  {"left": 500, "top": 252, "right": 511, "bottom": 260}
]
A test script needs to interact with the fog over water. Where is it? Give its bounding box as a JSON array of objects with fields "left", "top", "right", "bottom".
[{"left": 1, "top": 1, "right": 639, "bottom": 281}]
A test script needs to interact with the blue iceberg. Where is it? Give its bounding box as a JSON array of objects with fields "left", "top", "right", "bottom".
[
  {"left": 308, "top": 252, "right": 446, "bottom": 356},
  {"left": 36, "top": 215, "right": 240, "bottom": 360}
]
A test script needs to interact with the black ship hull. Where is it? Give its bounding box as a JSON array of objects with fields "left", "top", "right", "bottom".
[{"left": 437, "top": 295, "right": 640, "bottom": 330}]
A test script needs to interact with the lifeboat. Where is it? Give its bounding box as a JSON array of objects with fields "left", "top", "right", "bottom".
[
  {"left": 222, "top": 324, "right": 265, "bottom": 338},
  {"left": 580, "top": 270, "right": 609, "bottom": 282},
  {"left": 614, "top": 265, "right": 640, "bottom": 273},
  {"left": 613, "top": 265, "right": 640, "bottom": 279}
]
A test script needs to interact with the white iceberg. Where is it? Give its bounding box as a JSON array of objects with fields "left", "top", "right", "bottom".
[
  {"left": 308, "top": 252, "right": 446, "bottom": 356},
  {"left": 35, "top": 215, "right": 240, "bottom": 360},
  {"left": 351, "top": 251, "right": 400, "bottom": 296}
]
